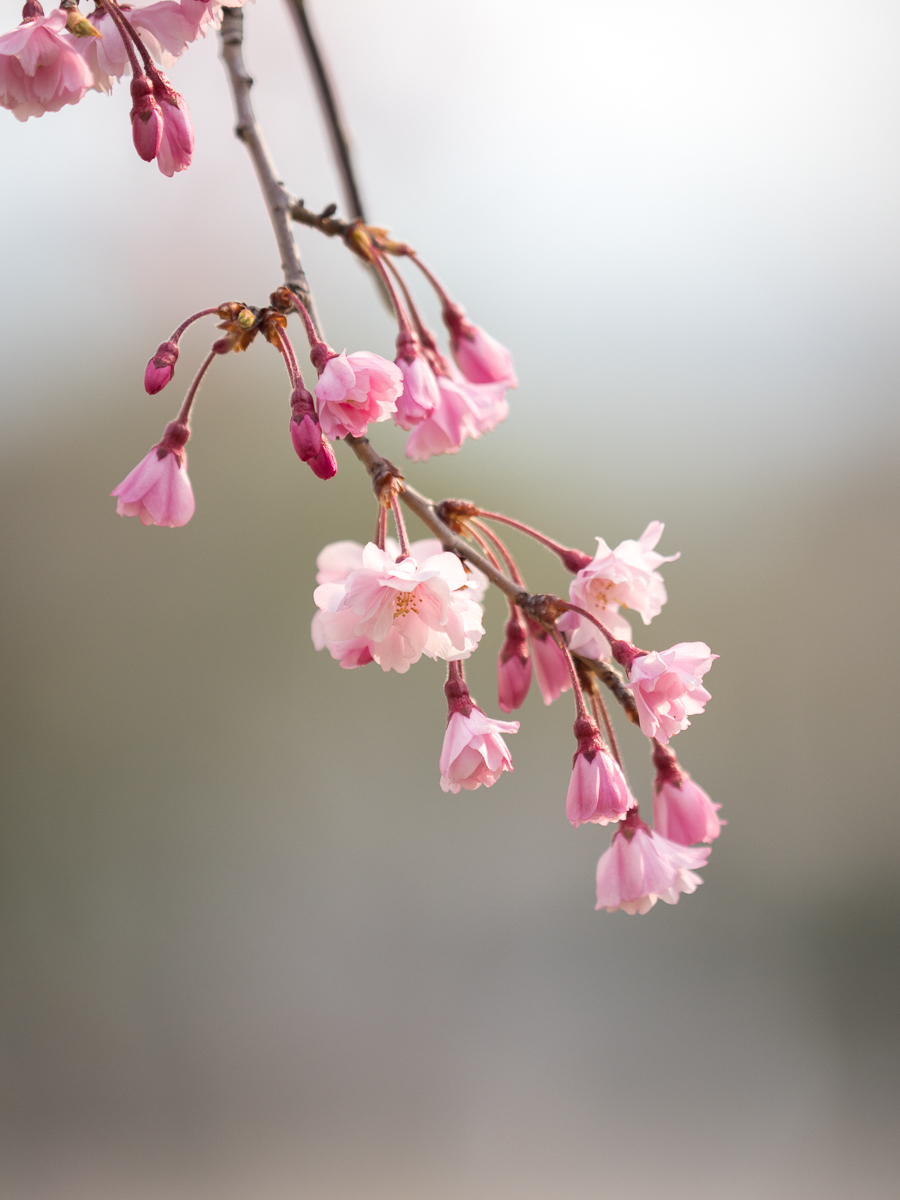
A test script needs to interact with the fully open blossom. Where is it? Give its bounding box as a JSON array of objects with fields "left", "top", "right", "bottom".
[
  {"left": 443, "top": 304, "right": 518, "bottom": 387},
  {"left": 0, "top": 9, "right": 93, "bottom": 120},
  {"left": 312, "top": 541, "right": 484, "bottom": 673},
  {"left": 652, "top": 747, "right": 723, "bottom": 845},
  {"left": 315, "top": 351, "right": 402, "bottom": 440},
  {"left": 497, "top": 608, "right": 531, "bottom": 713},
  {"left": 566, "top": 718, "right": 635, "bottom": 827},
  {"left": 595, "top": 817, "right": 710, "bottom": 914},
  {"left": 440, "top": 707, "right": 518, "bottom": 793},
  {"left": 111, "top": 420, "right": 194, "bottom": 528},
  {"left": 526, "top": 618, "right": 571, "bottom": 705},
  {"left": 558, "top": 522, "right": 677, "bottom": 660},
  {"left": 627, "top": 642, "right": 717, "bottom": 743}
]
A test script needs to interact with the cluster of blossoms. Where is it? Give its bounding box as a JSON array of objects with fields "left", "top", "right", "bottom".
[
  {"left": 8, "top": 2, "right": 722, "bottom": 915},
  {"left": 0, "top": 0, "right": 252, "bottom": 173},
  {"left": 107, "top": 252, "right": 722, "bottom": 915}
]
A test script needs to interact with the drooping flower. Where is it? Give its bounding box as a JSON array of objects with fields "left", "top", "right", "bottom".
[
  {"left": 525, "top": 617, "right": 571, "bottom": 705},
  {"left": 312, "top": 541, "right": 484, "bottom": 673},
  {"left": 404, "top": 372, "right": 480, "bottom": 462},
  {"left": 111, "top": 420, "right": 194, "bottom": 528},
  {"left": 315, "top": 351, "right": 403, "bottom": 440},
  {"left": 558, "top": 522, "right": 677, "bottom": 660},
  {"left": 151, "top": 70, "right": 193, "bottom": 175},
  {"left": 626, "top": 642, "right": 717, "bottom": 744},
  {"left": 497, "top": 607, "right": 531, "bottom": 713},
  {"left": 439, "top": 667, "right": 518, "bottom": 793},
  {"left": 394, "top": 341, "right": 439, "bottom": 430},
  {"left": 0, "top": 8, "right": 93, "bottom": 121},
  {"left": 566, "top": 717, "right": 635, "bottom": 827},
  {"left": 442, "top": 304, "right": 518, "bottom": 387},
  {"left": 652, "top": 743, "right": 723, "bottom": 845},
  {"left": 595, "top": 813, "right": 710, "bottom": 914}
]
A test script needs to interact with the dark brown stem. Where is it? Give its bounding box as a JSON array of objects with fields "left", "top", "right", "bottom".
[{"left": 283, "top": 0, "right": 366, "bottom": 222}]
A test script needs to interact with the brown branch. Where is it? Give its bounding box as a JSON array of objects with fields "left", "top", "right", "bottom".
[
  {"left": 220, "top": 7, "right": 320, "bottom": 327},
  {"left": 218, "top": 11, "right": 641, "bottom": 730}
]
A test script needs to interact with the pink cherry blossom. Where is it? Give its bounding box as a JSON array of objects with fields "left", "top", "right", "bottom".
[
  {"left": 652, "top": 745, "right": 723, "bottom": 845},
  {"left": 394, "top": 345, "right": 439, "bottom": 430},
  {"left": 566, "top": 718, "right": 635, "bottom": 827},
  {"left": 130, "top": 74, "right": 163, "bottom": 161},
  {"left": 151, "top": 71, "right": 193, "bottom": 175},
  {"left": 404, "top": 373, "right": 481, "bottom": 462},
  {"left": 465, "top": 376, "right": 510, "bottom": 435},
  {"left": 443, "top": 304, "right": 518, "bottom": 387},
  {"left": 627, "top": 642, "right": 717, "bottom": 744},
  {"left": 0, "top": 9, "right": 93, "bottom": 121},
  {"left": 440, "top": 708, "right": 518, "bottom": 793},
  {"left": 144, "top": 340, "right": 179, "bottom": 393},
  {"left": 525, "top": 618, "right": 572, "bottom": 706},
  {"left": 315, "top": 351, "right": 403, "bottom": 440},
  {"left": 111, "top": 420, "right": 194, "bottom": 528},
  {"left": 558, "top": 522, "right": 677, "bottom": 660},
  {"left": 497, "top": 608, "right": 531, "bottom": 713},
  {"left": 595, "top": 817, "right": 710, "bottom": 914},
  {"left": 312, "top": 542, "right": 484, "bottom": 673}
]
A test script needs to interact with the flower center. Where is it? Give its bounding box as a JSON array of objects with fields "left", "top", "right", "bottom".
[{"left": 393, "top": 588, "right": 421, "bottom": 619}]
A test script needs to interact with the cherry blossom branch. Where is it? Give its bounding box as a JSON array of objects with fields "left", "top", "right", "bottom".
[
  {"left": 220, "top": 7, "right": 319, "bottom": 324},
  {"left": 217, "top": 10, "right": 642, "bottom": 728},
  {"left": 284, "top": 0, "right": 367, "bottom": 222}
]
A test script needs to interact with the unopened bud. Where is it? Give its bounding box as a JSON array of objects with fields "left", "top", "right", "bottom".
[
  {"left": 63, "top": 4, "right": 101, "bottom": 36},
  {"left": 21, "top": 1, "right": 44, "bottom": 20},
  {"left": 130, "top": 76, "right": 163, "bottom": 164},
  {"left": 144, "top": 340, "right": 179, "bottom": 394}
]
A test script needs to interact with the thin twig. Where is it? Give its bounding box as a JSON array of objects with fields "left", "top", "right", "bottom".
[
  {"left": 220, "top": 8, "right": 319, "bottom": 327},
  {"left": 283, "top": 0, "right": 366, "bottom": 222}
]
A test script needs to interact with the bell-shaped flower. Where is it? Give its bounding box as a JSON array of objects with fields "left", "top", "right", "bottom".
[
  {"left": 443, "top": 304, "right": 518, "bottom": 387},
  {"left": 440, "top": 708, "right": 518, "bottom": 794},
  {"left": 627, "top": 642, "right": 717, "bottom": 744},
  {"left": 652, "top": 745, "right": 723, "bottom": 845},
  {"left": 312, "top": 541, "right": 484, "bottom": 673},
  {"left": 151, "top": 71, "right": 193, "bottom": 175},
  {"left": 566, "top": 718, "right": 635, "bottom": 827},
  {"left": 497, "top": 608, "right": 531, "bottom": 713},
  {"left": 525, "top": 618, "right": 572, "bottom": 705},
  {"left": 595, "top": 815, "right": 710, "bottom": 914},
  {"left": 315, "top": 351, "right": 402, "bottom": 440},
  {"left": 394, "top": 343, "right": 439, "bottom": 430},
  {"left": 0, "top": 8, "right": 93, "bottom": 120},
  {"left": 111, "top": 420, "right": 194, "bottom": 528},
  {"left": 404, "top": 372, "right": 480, "bottom": 462}
]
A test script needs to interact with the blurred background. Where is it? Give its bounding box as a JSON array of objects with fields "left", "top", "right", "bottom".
[{"left": 1, "top": 1, "right": 899, "bottom": 1196}]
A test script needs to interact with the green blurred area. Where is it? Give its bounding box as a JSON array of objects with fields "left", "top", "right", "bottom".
[{"left": 0, "top": 353, "right": 898, "bottom": 1198}]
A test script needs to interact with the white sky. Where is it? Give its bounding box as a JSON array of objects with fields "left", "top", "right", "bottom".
[{"left": 2, "top": 0, "right": 900, "bottom": 479}]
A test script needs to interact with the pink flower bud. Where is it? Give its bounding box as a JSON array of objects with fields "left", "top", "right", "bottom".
[
  {"left": 394, "top": 343, "right": 439, "bottom": 430},
  {"left": 144, "top": 340, "right": 179, "bottom": 394},
  {"left": 443, "top": 304, "right": 517, "bottom": 387},
  {"left": 652, "top": 744, "right": 723, "bottom": 845},
  {"left": 151, "top": 71, "right": 193, "bottom": 176},
  {"left": 110, "top": 422, "right": 194, "bottom": 528},
  {"left": 566, "top": 718, "right": 635, "bottom": 827},
  {"left": 525, "top": 617, "right": 571, "bottom": 705},
  {"left": 130, "top": 74, "right": 163, "bottom": 163},
  {"left": 497, "top": 609, "right": 531, "bottom": 713}
]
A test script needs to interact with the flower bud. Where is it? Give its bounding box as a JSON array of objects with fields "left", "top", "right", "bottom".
[
  {"left": 144, "top": 340, "right": 179, "bottom": 394},
  {"left": 130, "top": 75, "right": 163, "bottom": 164}
]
